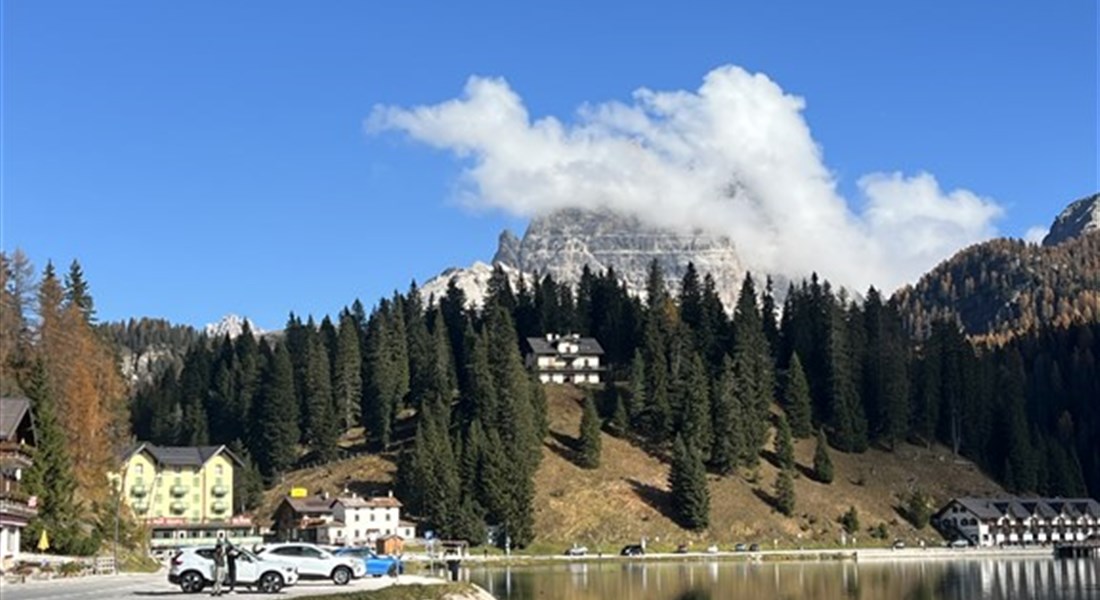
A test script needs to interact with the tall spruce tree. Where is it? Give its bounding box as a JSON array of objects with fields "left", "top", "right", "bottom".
[
  {"left": 677, "top": 351, "right": 712, "bottom": 460},
  {"left": 710, "top": 355, "right": 743, "bottom": 475},
  {"left": 578, "top": 396, "right": 601, "bottom": 469},
  {"left": 253, "top": 342, "right": 300, "bottom": 479},
  {"left": 731, "top": 273, "right": 775, "bottom": 464},
  {"left": 62, "top": 259, "right": 95, "bottom": 323},
  {"left": 21, "top": 359, "right": 91, "bottom": 554},
  {"left": 177, "top": 347, "right": 211, "bottom": 446},
  {"left": 304, "top": 335, "right": 339, "bottom": 462},
  {"left": 825, "top": 301, "right": 868, "bottom": 452},
  {"left": 774, "top": 465, "right": 796, "bottom": 517},
  {"left": 783, "top": 353, "right": 814, "bottom": 439},
  {"left": 334, "top": 312, "right": 363, "bottom": 430},
  {"left": 668, "top": 435, "right": 710, "bottom": 530}
]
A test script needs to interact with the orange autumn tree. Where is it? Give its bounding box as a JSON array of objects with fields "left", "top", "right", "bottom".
[{"left": 36, "top": 260, "right": 130, "bottom": 505}]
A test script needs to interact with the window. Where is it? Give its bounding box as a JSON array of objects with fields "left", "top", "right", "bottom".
[
  {"left": 272, "top": 547, "right": 301, "bottom": 557},
  {"left": 300, "top": 547, "right": 323, "bottom": 559},
  {"left": 355, "top": 514, "right": 360, "bottom": 522},
  {"left": 215, "top": 465, "right": 224, "bottom": 477},
  {"left": 135, "top": 464, "right": 144, "bottom": 475},
  {"left": 174, "top": 466, "right": 181, "bottom": 474}
]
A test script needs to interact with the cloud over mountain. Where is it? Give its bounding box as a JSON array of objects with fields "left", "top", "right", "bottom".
[{"left": 367, "top": 65, "right": 1002, "bottom": 293}]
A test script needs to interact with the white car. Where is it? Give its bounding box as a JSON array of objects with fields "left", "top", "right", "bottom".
[
  {"left": 257, "top": 542, "right": 366, "bottom": 585},
  {"left": 168, "top": 546, "right": 299, "bottom": 594}
]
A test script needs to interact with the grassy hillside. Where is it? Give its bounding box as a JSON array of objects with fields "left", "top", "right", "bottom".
[{"left": 260, "top": 385, "right": 1002, "bottom": 550}]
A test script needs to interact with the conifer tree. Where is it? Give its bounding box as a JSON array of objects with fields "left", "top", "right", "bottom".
[
  {"left": 678, "top": 352, "right": 712, "bottom": 460},
  {"left": 254, "top": 342, "right": 300, "bottom": 479},
  {"left": 668, "top": 435, "right": 710, "bottom": 530},
  {"left": 334, "top": 312, "right": 363, "bottom": 430},
  {"left": 464, "top": 328, "right": 498, "bottom": 429},
  {"left": 362, "top": 311, "right": 394, "bottom": 449},
  {"left": 578, "top": 396, "right": 601, "bottom": 469},
  {"left": 731, "top": 273, "right": 776, "bottom": 464},
  {"left": 784, "top": 353, "right": 813, "bottom": 438},
  {"left": 775, "top": 412, "right": 795, "bottom": 471},
  {"left": 62, "top": 259, "right": 95, "bottom": 323},
  {"left": 813, "top": 429, "right": 834, "bottom": 484},
  {"left": 21, "top": 360, "right": 91, "bottom": 554},
  {"left": 177, "top": 347, "right": 211, "bottom": 446},
  {"left": 826, "top": 302, "right": 868, "bottom": 452},
  {"left": 304, "top": 335, "right": 339, "bottom": 462},
  {"left": 774, "top": 465, "right": 796, "bottom": 516},
  {"left": 710, "top": 356, "right": 743, "bottom": 475},
  {"left": 642, "top": 314, "right": 671, "bottom": 443}
]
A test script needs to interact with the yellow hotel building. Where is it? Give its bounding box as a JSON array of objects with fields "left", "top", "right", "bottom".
[{"left": 116, "top": 443, "right": 259, "bottom": 550}]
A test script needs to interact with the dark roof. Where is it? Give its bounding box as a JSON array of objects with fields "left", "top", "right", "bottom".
[
  {"left": 525, "top": 335, "right": 604, "bottom": 356},
  {"left": 123, "top": 442, "right": 243, "bottom": 468},
  {"left": 0, "top": 397, "right": 33, "bottom": 442},
  {"left": 938, "top": 497, "right": 1100, "bottom": 521},
  {"left": 280, "top": 495, "right": 336, "bottom": 515}
]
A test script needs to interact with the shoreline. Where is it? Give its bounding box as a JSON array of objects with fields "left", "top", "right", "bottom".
[{"left": 408, "top": 545, "right": 1055, "bottom": 568}]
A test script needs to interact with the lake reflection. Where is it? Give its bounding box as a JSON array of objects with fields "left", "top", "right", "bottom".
[{"left": 464, "top": 558, "right": 1100, "bottom": 600}]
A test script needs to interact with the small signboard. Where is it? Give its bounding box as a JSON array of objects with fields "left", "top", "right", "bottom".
[{"left": 289, "top": 487, "right": 308, "bottom": 498}]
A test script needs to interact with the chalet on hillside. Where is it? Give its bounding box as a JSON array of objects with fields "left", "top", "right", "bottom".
[
  {"left": 0, "top": 397, "right": 37, "bottom": 569},
  {"left": 933, "top": 497, "right": 1100, "bottom": 547},
  {"left": 525, "top": 334, "right": 604, "bottom": 384},
  {"left": 271, "top": 491, "right": 415, "bottom": 545}
]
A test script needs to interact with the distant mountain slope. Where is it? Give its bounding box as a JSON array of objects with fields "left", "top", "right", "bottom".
[
  {"left": 99, "top": 318, "right": 200, "bottom": 386},
  {"left": 260, "top": 385, "right": 1003, "bottom": 548},
  {"left": 1043, "top": 193, "right": 1100, "bottom": 246},
  {"left": 894, "top": 232, "right": 1100, "bottom": 340}
]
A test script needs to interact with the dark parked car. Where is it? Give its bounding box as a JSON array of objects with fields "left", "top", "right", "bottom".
[
  {"left": 734, "top": 543, "right": 748, "bottom": 552},
  {"left": 620, "top": 544, "right": 645, "bottom": 556},
  {"left": 748, "top": 543, "right": 760, "bottom": 552},
  {"left": 674, "top": 543, "right": 689, "bottom": 554}
]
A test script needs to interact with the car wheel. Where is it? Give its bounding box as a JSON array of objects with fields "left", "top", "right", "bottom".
[
  {"left": 332, "top": 565, "right": 352, "bottom": 585},
  {"left": 259, "top": 571, "right": 284, "bottom": 593},
  {"left": 179, "top": 570, "right": 205, "bottom": 593}
]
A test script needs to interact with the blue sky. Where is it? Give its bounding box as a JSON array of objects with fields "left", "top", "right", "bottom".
[{"left": 2, "top": 1, "right": 1096, "bottom": 330}]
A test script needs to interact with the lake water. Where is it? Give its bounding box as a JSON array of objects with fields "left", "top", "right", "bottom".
[{"left": 464, "top": 558, "right": 1100, "bottom": 599}]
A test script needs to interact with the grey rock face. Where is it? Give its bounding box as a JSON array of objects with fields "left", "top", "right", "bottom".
[
  {"left": 491, "top": 207, "right": 745, "bottom": 308},
  {"left": 1043, "top": 193, "right": 1100, "bottom": 246}
]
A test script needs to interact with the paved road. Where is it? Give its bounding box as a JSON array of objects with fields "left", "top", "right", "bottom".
[{"left": 0, "top": 572, "right": 447, "bottom": 600}]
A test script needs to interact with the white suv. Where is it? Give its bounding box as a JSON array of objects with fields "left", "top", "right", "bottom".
[
  {"left": 168, "top": 546, "right": 299, "bottom": 594},
  {"left": 257, "top": 542, "right": 366, "bottom": 585}
]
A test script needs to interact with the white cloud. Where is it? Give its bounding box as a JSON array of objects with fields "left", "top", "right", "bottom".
[
  {"left": 367, "top": 65, "right": 1003, "bottom": 293},
  {"left": 1024, "top": 226, "right": 1049, "bottom": 245}
]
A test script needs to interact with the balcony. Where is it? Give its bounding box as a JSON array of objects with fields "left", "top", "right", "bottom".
[
  {"left": 212, "top": 501, "right": 229, "bottom": 514},
  {"left": 212, "top": 485, "right": 229, "bottom": 497},
  {"left": 170, "top": 501, "right": 187, "bottom": 514},
  {"left": 0, "top": 479, "right": 37, "bottom": 519},
  {"left": 0, "top": 441, "right": 33, "bottom": 469},
  {"left": 132, "top": 500, "right": 149, "bottom": 514},
  {"left": 170, "top": 484, "right": 188, "bottom": 497},
  {"left": 130, "top": 484, "right": 148, "bottom": 497}
]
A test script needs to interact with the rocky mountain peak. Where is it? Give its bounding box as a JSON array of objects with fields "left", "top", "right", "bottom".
[
  {"left": 426, "top": 207, "right": 745, "bottom": 309},
  {"left": 203, "top": 314, "right": 263, "bottom": 339},
  {"left": 1042, "top": 193, "right": 1100, "bottom": 246}
]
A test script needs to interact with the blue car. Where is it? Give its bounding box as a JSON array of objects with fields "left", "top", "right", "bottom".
[{"left": 333, "top": 547, "right": 403, "bottom": 577}]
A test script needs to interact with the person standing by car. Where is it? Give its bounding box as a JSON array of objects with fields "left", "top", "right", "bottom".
[
  {"left": 225, "top": 541, "right": 240, "bottom": 593},
  {"left": 211, "top": 539, "right": 227, "bottom": 596}
]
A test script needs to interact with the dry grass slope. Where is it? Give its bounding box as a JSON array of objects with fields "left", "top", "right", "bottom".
[{"left": 260, "top": 385, "right": 1002, "bottom": 550}]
